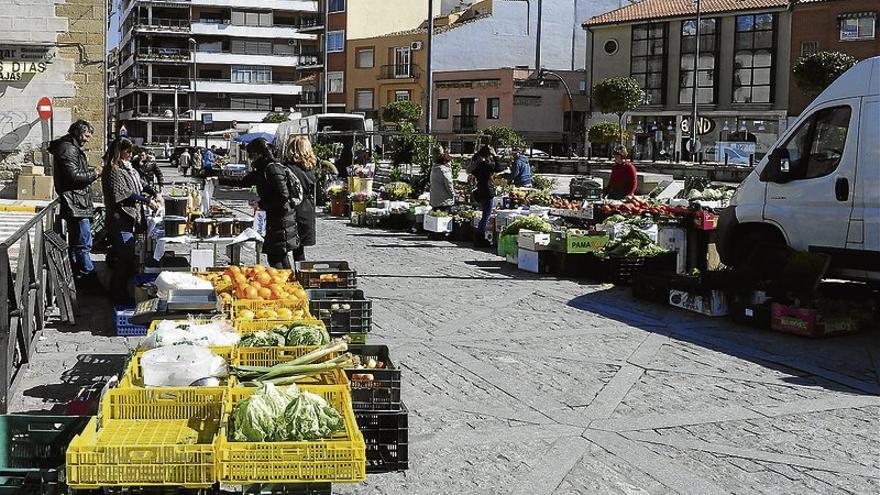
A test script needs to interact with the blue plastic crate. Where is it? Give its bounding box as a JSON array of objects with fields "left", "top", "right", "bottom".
[
  {"left": 133, "top": 273, "right": 159, "bottom": 286},
  {"left": 114, "top": 306, "right": 147, "bottom": 337}
]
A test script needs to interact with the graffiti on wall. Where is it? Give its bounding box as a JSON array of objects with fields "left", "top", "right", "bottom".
[{"left": 0, "top": 111, "right": 37, "bottom": 153}]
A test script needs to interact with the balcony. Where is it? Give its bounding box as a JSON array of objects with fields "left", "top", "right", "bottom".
[
  {"left": 453, "top": 115, "right": 478, "bottom": 133},
  {"left": 138, "top": 47, "right": 192, "bottom": 63},
  {"left": 298, "top": 91, "right": 323, "bottom": 105},
  {"left": 121, "top": 106, "right": 193, "bottom": 121},
  {"left": 126, "top": 77, "right": 191, "bottom": 90},
  {"left": 193, "top": 109, "right": 272, "bottom": 122},
  {"left": 191, "top": 21, "right": 315, "bottom": 40},
  {"left": 377, "top": 64, "right": 420, "bottom": 80},
  {"left": 194, "top": 51, "right": 317, "bottom": 68},
  {"left": 133, "top": 18, "right": 191, "bottom": 33},
  {"left": 191, "top": 0, "right": 318, "bottom": 11},
  {"left": 195, "top": 78, "right": 302, "bottom": 95},
  {"left": 297, "top": 14, "right": 324, "bottom": 31}
]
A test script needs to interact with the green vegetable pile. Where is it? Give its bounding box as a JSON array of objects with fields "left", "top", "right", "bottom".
[
  {"left": 232, "top": 340, "right": 354, "bottom": 386},
  {"left": 427, "top": 209, "right": 451, "bottom": 218},
  {"left": 501, "top": 216, "right": 553, "bottom": 236},
  {"left": 603, "top": 229, "right": 668, "bottom": 258},
  {"left": 285, "top": 323, "right": 330, "bottom": 346},
  {"left": 231, "top": 383, "right": 345, "bottom": 442},
  {"left": 239, "top": 330, "right": 286, "bottom": 348}
]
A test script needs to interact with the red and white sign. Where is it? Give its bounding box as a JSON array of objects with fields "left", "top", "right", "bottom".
[
  {"left": 36, "top": 97, "right": 52, "bottom": 121},
  {"left": 231, "top": 120, "right": 238, "bottom": 128}
]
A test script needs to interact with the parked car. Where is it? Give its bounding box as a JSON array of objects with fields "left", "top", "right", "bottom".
[{"left": 717, "top": 56, "right": 880, "bottom": 282}]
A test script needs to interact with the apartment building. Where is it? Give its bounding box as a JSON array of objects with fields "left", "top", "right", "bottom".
[
  {"left": 789, "top": 0, "right": 879, "bottom": 116},
  {"left": 115, "top": 0, "right": 324, "bottom": 147},
  {"left": 584, "top": 0, "right": 793, "bottom": 162}
]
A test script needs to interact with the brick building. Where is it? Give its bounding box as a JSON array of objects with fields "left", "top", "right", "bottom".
[
  {"left": 0, "top": 0, "right": 106, "bottom": 198},
  {"left": 789, "top": 0, "right": 879, "bottom": 116}
]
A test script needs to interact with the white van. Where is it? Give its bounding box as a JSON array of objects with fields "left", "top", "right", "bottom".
[{"left": 717, "top": 56, "right": 880, "bottom": 282}]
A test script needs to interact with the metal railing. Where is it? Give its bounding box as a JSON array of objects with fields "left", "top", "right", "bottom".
[
  {"left": 196, "top": 77, "right": 298, "bottom": 85},
  {"left": 134, "top": 18, "right": 191, "bottom": 30},
  {"left": 453, "top": 115, "right": 479, "bottom": 133},
  {"left": 0, "top": 199, "right": 77, "bottom": 412},
  {"left": 299, "top": 91, "right": 324, "bottom": 104},
  {"left": 297, "top": 15, "right": 324, "bottom": 29},
  {"left": 133, "top": 106, "right": 192, "bottom": 117},
  {"left": 377, "top": 64, "right": 420, "bottom": 80},
  {"left": 138, "top": 47, "right": 191, "bottom": 60},
  {"left": 138, "top": 77, "right": 191, "bottom": 87}
]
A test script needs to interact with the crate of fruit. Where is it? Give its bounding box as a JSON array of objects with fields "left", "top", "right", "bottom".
[
  {"left": 356, "top": 402, "right": 409, "bottom": 474},
  {"left": 66, "top": 388, "right": 224, "bottom": 489},
  {"left": 216, "top": 384, "right": 366, "bottom": 484},
  {"left": 346, "top": 344, "right": 401, "bottom": 410},
  {"left": 307, "top": 289, "right": 372, "bottom": 334},
  {"left": 0, "top": 415, "right": 90, "bottom": 494},
  {"left": 295, "top": 261, "right": 357, "bottom": 289}
]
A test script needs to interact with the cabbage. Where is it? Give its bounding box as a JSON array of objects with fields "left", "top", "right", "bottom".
[
  {"left": 285, "top": 323, "right": 330, "bottom": 346},
  {"left": 282, "top": 391, "right": 345, "bottom": 441},
  {"left": 231, "top": 383, "right": 299, "bottom": 442},
  {"left": 238, "top": 330, "right": 286, "bottom": 348}
]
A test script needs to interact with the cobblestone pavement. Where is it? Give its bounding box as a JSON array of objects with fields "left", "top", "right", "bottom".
[{"left": 9, "top": 169, "right": 880, "bottom": 493}]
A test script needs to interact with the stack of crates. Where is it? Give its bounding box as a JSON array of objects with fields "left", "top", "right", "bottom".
[
  {"left": 295, "top": 261, "right": 357, "bottom": 290},
  {"left": 0, "top": 415, "right": 89, "bottom": 494},
  {"left": 306, "top": 289, "right": 372, "bottom": 344},
  {"left": 347, "top": 344, "right": 408, "bottom": 474}
]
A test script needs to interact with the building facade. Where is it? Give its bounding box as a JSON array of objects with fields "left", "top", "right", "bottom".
[
  {"left": 0, "top": 0, "right": 106, "bottom": 198},
  {"left": 789, "top": 0, "right": 879, "bottom": 116},
  {"left": 431, "top": 67, "right": 588, "bottom": 154},
  {"left": 584, "top": 0, "right": 792, "bottom": 163},
  {"left": 115, "top": 0, "right": 324, "bottom": 148}
]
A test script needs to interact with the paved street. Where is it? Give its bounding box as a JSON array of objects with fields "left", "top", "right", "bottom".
[{"left": 9, "top": 164, "right": 880, "bottom": 494}]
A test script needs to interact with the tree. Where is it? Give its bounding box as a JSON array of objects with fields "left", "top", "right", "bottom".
[
  {"left": 588, "top": 121, "right": 632, "bottom": 157},
  {"left": 793, "top": 51, "right": 858, "bottom": 98},
  {"left": 479, "top": 125, "right": 525, "bottom": 153},
  {"left": 262, "top": 113, "right": 290, "bottom": 123},
  {"left": 382, "top": 100, "right": 423, "bottom": 124},
  {"left": 591, "top": 76, "right": 642, "bottom": 143}
]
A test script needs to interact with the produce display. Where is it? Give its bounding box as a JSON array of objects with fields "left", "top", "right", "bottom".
[
  {"left": 603, "top": 229, "right": 668, "bottom": 258},
  {"left": 550, "top": 197, "right": 582, "bottom": 210},
  {"left": 508, "top": 188, "right": 552, "bottom": 207},
  {"left": 230, "top": 383, "right": 345, "bottom": 442},
  {"left": 598, "top": 196, "right": 690, "bottom": 221},
  {"left": 500, "top": 216, "right": 553, "bottom": 236},
  {"left": 232, "top": 340, "right": 352, "bottom": 386}
]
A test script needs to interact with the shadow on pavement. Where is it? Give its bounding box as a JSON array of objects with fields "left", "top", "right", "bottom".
[
  {"left": 567, "top": 286, "right": 880, "bottom": 395},
  {"left": 22, "top": 353, "right": 127, "bottom": 408}
]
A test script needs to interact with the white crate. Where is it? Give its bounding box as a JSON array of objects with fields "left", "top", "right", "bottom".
[
  {"left": 517, "top": 230, "right": 552, "bottom": 251},
  {"left": 424, "top": 215, "right": 453, "bottom": 233},
  {"left": 658, "top": 226, "right": 687, "bottom": 274},
  {"left": 517, "top": 248, "right": 549, "bottom": 273}
]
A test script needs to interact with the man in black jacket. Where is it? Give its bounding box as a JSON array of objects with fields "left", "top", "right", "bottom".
[
  {"left": 49, "top": 120, "right": 102, "bottom": 284},
  {"left": 132, "top": 151, "right": 163, "bottom": 196}
]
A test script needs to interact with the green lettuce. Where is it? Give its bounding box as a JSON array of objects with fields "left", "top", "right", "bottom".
[
  {"left": 231, "top": 383, "right": 299, "bottom": 442},
  {"left": 285, "top": 323, "right": 330, "bottom": 346},
  {"left": 282, "top": 391, "right": 345, "bottom": 441}
]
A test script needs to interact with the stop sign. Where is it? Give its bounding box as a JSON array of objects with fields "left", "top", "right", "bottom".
[{"left": 36, "top": 97, "right": 52, "bottom": 121}]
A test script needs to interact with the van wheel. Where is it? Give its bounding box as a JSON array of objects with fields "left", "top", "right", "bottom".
[{"left": 733, "top": 231, "right": 789, "bottom": 278}]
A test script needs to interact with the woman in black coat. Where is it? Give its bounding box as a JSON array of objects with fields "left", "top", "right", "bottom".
[
  {"left": 284, "top": 135, "right": 318, "bottom": 261},
  {"left": 224, "top": 138, "right": 303, "bottom": 268}
]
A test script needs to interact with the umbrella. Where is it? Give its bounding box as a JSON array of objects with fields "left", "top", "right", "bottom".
[{"left": 234, "top": 132, "right": 276, "bottom": 144}]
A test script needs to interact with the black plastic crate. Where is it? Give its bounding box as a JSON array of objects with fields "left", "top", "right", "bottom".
[
  {"left": 295, "top": 261, "right": 357, "bottom": 289},
  {"left": 632, "top": 272, "right": 674, "bottom": 305},
  {"left": 345, "top": 345, "right": 401, "bottom": 411},
  {"left": 355, "top": 403, "right": 409, "bottom": 474},
  {"left": 608, "top": 252, "right": 678, "bottom": 286},
  {"left": 306, "top": 289, "right": 372, "bottom": 334},
  {"left": 0, "top": 415, "right": 90, "bottom": 495}
]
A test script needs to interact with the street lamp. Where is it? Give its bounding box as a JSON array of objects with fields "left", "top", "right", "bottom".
[
  {"left": 689, "top": 0, "right": 702, "bottom": 161},
  {"left": 188, "top": 37, "right": 198, "bottom": 147},
  {"left": 538, "top": 67, "right": 575, "bottom": 158}
]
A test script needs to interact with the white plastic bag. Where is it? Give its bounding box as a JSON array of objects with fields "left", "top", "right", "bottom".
[
  {"left": 141, "top": 345, "right": 226, "bottom": 387},
  {"left": 138, "top": 319, "right": 239, "bottom": 350},
  {"left": 154, "top": 272, "right": 213, "bottom": 298}
]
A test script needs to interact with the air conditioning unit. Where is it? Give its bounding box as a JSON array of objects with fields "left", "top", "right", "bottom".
[{"left": 410, "top": 41, "right": 423, "bottom": 51}]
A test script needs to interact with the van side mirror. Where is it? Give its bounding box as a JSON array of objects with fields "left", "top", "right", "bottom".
[
  {"left": 760, "top": 150, "right": 780, "bottom": 181},
  {"left": 779, "top": 158, "right": 790, "bottom": 174}
]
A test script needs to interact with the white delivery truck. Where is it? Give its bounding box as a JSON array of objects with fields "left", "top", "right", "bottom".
[
  {"left": 275, "top": 113, "right": 374, "bottom": 170},
  {"left": 717, "top": 56, "right": 880, "bottom": 282}
]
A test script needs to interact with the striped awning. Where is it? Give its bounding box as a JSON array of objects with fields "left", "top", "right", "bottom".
[{"left": 838, "top": 11, "right": 876, "bottom": 20}]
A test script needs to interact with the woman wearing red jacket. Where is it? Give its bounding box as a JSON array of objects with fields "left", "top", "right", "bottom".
[{"left": 605, "top": 145, "right": 638, "bottom": 200}]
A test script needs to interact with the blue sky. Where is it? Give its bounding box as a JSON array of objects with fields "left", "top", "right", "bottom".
[{"left": 108, "top": 0, "right": 120, "bottom": 51}]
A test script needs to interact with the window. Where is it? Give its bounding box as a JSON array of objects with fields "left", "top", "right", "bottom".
[
  {"left": 487, "top": 98, "right": 500, "bottom": 119},
  {"left": 840, "top": 15, "right": 876, "bottom": 40},
  {"left": 773, "top": 106, "right": 851, "bottom": 181},
  {"left": 437, "top": 99, "right": 449, "bottom": 119},
  {"left": 328, "top": 71, "right": 344, "bottom": 93},
  {"left": 800, "top": 41, "right": 819, "bottom": 56},
  {"left": 356, "top": 47, "right": 374, "bottom": 68},
  {"left": 231, "top": 65, "right": 271, "bottom": 84},
  {"left": 329, "top": 0, "right": 345, "bottom": 13},
  {"left": 355, "top": 89, "right": 373, "bottom": 110},
  {"left": 603, "top": 39, "right": 618, "bottom": 55},
  {"left": 232, "top": 39, "right": 272, "bottom": 55},
  {"left": 327, "top": 30, "right": 344, "bottom": 53},
  {"left": 394, "top": 90, "right": 411, "bottom": 102},
  {"left": 680, "top": 18, "right": 717, "bottom": 104},
  {"left": 631, "top": 22, "right": 666, "bottom": 105},
  {"left": 230, "top": 96, "right": 271, "bottom": 110},
  {"left": 734, "top": 13, "right": 775, "bottom": 103}
]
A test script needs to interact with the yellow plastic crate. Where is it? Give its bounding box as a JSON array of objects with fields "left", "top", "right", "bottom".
[
  {"left": 230, "top": 346, "right": 348, "bottom": 387},
  {"left": 234, "top": 318, "right": 326, "bottom": 336},
  {"left": 226, "top": 298, "right": 312, "bottom": 320},
  {"left": 216, "top": 384, "right": 366, "bottom": 484},
  {"left": 119, "top": 347, "right": 234, "bottom": 389},
  {"left": 66, "top": 388, "right": 224, "bottom": 489}
]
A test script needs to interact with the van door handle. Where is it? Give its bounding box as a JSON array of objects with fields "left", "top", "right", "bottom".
[{"left": 835, "top": 177, "right": 849, "bottom": 201}]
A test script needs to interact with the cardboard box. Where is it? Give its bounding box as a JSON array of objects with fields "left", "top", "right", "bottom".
[
  {"left": 518, "top": 229, "right": 552, "bottom": 251},
  {"left": 693, "top": 210, "right": 719, "bottom": 230},
  {"left": 517, "top": 248, "right": 551, "bottom": 273},
  {"left": 17, "top": 174, "right": 54, "bottom": 200},
  {"left": 669, "top": 289, "right": 729, "bottom": 316},
  {"left": 770, "top": 303, "right": 861, "bottom": 337},
  {"left": 550, "top": 231, "right": 609, "bottom": 254},
  {"left": 658, "top": 226, "right": 687, "bottom": 274},
  {"left": 21, "top": 165, "right": 45, "bottom": 175},
  {"left": 424, "top": 215, "right": 453, "bottom": 233}
]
